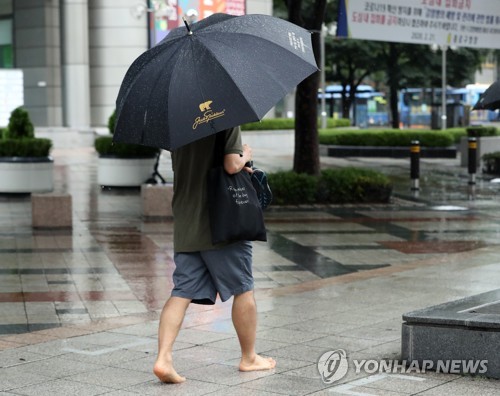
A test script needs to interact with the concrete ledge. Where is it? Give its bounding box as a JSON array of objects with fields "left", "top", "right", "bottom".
[
  {"left": 459, "top": 136, "right": 500, "bottom": 167},
  {"left": 141, "top": 184, "right": 174, "bottom": 219},
  {"left": 32, "top": 193, "right": 72, "bottom": 228},
  {"left": 320, "top": 145, "right": 457, "bottom": 158},
  {"left": 402, "top": 289, "right": 500, "bottom": 379}
]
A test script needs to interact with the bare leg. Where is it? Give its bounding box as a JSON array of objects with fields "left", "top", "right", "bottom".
[
  {"left": 153, "top": 296, "right": 191, "bottom": 383},
  {"left": 232, "top": 290, "right": 276, "bottom": 371}
]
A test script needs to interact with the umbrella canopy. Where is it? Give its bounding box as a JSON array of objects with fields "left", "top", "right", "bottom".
[
  {"left": 113, "top": 13, "right": 318, "bottom": 151},
  {"left": 473, "top": 80, "right": 500, "bottom": 111}
]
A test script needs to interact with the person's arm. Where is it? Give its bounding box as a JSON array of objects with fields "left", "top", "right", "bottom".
[{"left": 223, "top": 143, "right": 252, "bottom": 175}]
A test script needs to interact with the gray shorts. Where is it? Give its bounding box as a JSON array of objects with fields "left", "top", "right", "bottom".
[{"left": 171, "top": 241, "right": 253, "bottom": 305}]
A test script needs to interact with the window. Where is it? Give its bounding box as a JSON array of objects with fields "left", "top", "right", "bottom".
[
  {"left": 0, "top": 0, "right": 13, "bottom": 68},
  {"left": 0, "top": 19, "right": 13, "bottom": 68}
]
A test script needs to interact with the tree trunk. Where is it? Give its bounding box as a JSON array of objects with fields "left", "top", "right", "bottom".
[
  {"left": 387, "top": 43, "right": 400, "bottom": 129},
  {"left": 294, "top": 73, "right": 320, "bottom": 175},
  {"left": 286, "top": 0, "right": 326, "bottom": 176},
  {"left": 389, "top": 86, "right": 399, "bottom": 129}
]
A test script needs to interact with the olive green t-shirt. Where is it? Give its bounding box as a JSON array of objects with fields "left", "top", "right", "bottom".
[{"left": 171, "top": 127, "right": 243, "bottom": 252}]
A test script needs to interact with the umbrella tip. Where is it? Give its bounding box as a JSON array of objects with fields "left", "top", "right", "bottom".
[{"left": 182, "top": 17, "right": 193, "bottom": 35}]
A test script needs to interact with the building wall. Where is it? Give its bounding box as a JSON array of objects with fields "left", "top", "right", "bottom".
[
  {"left": 14, "top": 0, "right": 62, "bottom": 127},
  {"left": 88, "top": 0, "right": 148, "bottom": 127},
  {"left": 246, "top": 0, "right": 273, "bottom": 15},
  {"left": 11, "top": 0, "right": 273, "bottom": 128}
]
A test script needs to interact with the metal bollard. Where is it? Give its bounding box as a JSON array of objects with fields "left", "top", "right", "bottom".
[
  {"left": 468, "top": 137, "right": 477, "bottom": 185},
  {"left": 410, "top": 140, "right": 420, "bottom": 190}
]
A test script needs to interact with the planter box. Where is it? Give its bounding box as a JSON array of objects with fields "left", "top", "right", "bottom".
[
  {"left": 0, "top": 157, "right": 54, "bottom": 193},
  {"left": 97, "top": 156, "right": 157, "bottom": 187},
  {"left": 320, "top": 145, "right": 456, "bottom": 158},
  {"left": 459, "top": 136, "right": 500, "bottom": 167}
]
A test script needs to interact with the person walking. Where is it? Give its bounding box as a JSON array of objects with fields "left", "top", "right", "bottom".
[{"left": 153, "top": 126, "right": 276, "bottom": 383}]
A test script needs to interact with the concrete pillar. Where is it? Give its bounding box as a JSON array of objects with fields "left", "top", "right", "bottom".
[
  {"left": 13, "top": 0, "right": 63, "bottom": 127},
  {"left": 61, "top": 0, "right": 91, "bottom": 130},
  {"left": 88, "top": 1, "right": 148, "bottom": 127}
]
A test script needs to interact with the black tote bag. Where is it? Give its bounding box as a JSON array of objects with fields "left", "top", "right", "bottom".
[{"left": 207, "top": 131, "right": 267, "bottom": 245}]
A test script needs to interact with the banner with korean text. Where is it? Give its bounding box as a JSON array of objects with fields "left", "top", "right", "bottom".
[{"left": 340, "top": 0, "right": 500, "bottom": 49}]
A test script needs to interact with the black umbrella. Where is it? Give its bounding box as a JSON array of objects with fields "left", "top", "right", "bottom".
[
  {"left": 113, "top": 13, "right": 318, "bottom": 151},
  {"left": 472, "top": 80, "right": 500, "bottom": 111}
]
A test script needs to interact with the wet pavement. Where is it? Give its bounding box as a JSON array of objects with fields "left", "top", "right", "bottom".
[{"left": 1, "top": 129, "right": 500, "bottom": 395}]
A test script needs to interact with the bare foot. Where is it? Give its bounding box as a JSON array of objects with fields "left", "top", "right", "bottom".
[
  {"left": 153, "top": 362, "right": 186, "bottom": 383},
  {"left": 239, "top": 354, "right": 276, "bottom": 372}
]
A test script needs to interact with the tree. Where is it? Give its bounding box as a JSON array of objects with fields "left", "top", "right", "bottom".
[
  {"left": 325, "top": 38, "right": 384, "bottom": 121},
  {"left": 326, "top": 36, "right": 487, "bottom": 128},
  {"left": 284, "top": 0, "right": 328, "bottom": 175},
  {"left": 382, "top": 43, "right": 486, "bottom": 128}
]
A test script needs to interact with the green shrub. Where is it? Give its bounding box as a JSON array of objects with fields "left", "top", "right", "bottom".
[
  {"left": 0, "top": 138, "right": 52, "bottom": 157},
  {"left": 94, "top": 136, "right": 159, "bottom": 158},
  {"left": 241, "top": 118, "right": 350, "bottom": 131},
  {"left": 482, "top": 151, "right": 500, "bottom": 175},
  {"left": 95, "top": 109, "right": 159, "bottom": 157},
  {"left": 267, "top": 171, "right": 318, "bottom": 205},
  {"left": 242, "top": 118, "right": 295, "bottom": 130},
  {"left": 466, "top": 126, "right": 498, "bottom": 137},
  {"left": 267, "top": 168, "right": 392, "bottom": 205},
  {"left": 326, "top": 118, "right": 351, "bottom": 128},
  {"left": 4, "top": 107, "right": 34, "bottom": 139},
  {"left": 0, "top": 107, "right": 51, "bottom": 157},
  {"left": 445, "top": 128, "right": 468, "bottom": 143},
  {"left": 317, "top": 168, "right": 392, "bottom": 204},
  {"left": 483, "top": 151, "right": 500, "bottom": 160},
  {"left": 108, "top": 110, "right": 117, "bottom": 134},
  {"left": 318, "top": 129, "right": 454, "bottom": 147}
]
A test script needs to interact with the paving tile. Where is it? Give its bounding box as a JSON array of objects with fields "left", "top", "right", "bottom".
[
  {"left": 283, "top": 319, "right": 360, "bottom": 335},
  {"left": 174, "top": 328, "right": 234, "bottom": 345},
  {"left": 60, "top": 346, "right": 150, "bottom": 365},
  {"left": 255, "top": 327, "right": 323, "bottom": 344},
  {"left": 11, "top": 378, "right": 114, "bottom": 395},
  {"left": 68, "top": 366, "right": 153, "bottom": 389},
  {"left": 304, "top": 333, "right": 393, "bottom": 354},
  {"left": 264, "top": 344, "right": 333, "bottom": 364},
  {"left": 206, "top": 336, "right": 290, "bottom": 354},
  {"left": 204, "top": 387, "right": 283, "bottom": 395},
  {"left": 240, "top": 372, "right": 328, "bottom": 395},
  {"left": 10, "top": 355, "right": 107, "bottom": 379},
  {"left": 125, "top": 378, "right": 225, "bottom": 395},
  {"left": 369, "top": 376, "right": 486, "bottom": 396},
  {"left": 335, "top": 323, "right": 401, "bottom": 343},
  {"left": 184, "top": 363, "right": 275, "bottom": 386},
  {"left": 0, "top": 349, "right": 48, "bottom": 368},
  {"left": 320, "top": 384, "right": 409, "bottom": 395},
  {"left": 173, "top": 345, "right": 241, "bottom": 366},
  {"left": 0, "top": 365, "right": 50, "bottom": 392}
]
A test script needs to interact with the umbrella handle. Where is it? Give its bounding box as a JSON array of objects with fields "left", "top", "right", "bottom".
[{"left": 182, "top": 17, "right": 193, "bottom": 35}]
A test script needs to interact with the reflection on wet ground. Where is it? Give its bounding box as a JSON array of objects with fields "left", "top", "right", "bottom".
[
  {"left": 1, "top": 129, "right": 499, "bottom": 334},
  {"left": 1, "top": 130, "right": 500, "bottom": 394}
]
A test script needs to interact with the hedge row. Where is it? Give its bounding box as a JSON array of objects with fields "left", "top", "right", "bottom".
[
  {"left": 0, "top": 138, "right": 52, "bottom": 157},
  {"left": 94, "top": 136, "right": 159, "bottom": 158},
  {"left": 242, "top": 118, "right": 351, "bottom": 130},
  {"left": 268, "top": 168, "right": 392, "bottom": 205},
  {"left": 318, "top": 129, "right": 456, "bottom": 147}
]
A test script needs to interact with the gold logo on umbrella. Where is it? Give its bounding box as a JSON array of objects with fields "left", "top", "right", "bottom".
[
  {"left": 193, "top": 100, "right": 225, "bottom": 129},
  {"left": 199, "top": 101, "right": 213, "bottom": 112}
]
